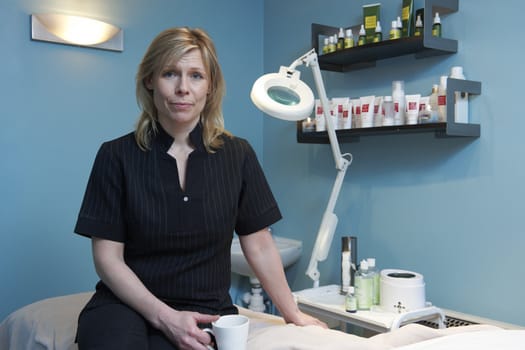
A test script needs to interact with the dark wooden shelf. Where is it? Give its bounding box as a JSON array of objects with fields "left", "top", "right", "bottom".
[
  {"left": 297, "top": 122, "right": 478, "bottom": 143},
  {"left": 297, "top": 79, "right": 481, "bottom": 143},
  {"left": 300, "top": 0, "right": 481, "bottom": 143},
  {"left": 312, "top": 0, "right": 459, "bottom": 72}
]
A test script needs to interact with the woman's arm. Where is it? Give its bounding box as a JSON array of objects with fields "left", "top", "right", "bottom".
[
  {"left": 91, "top": 238, "right": 218, "bottom": 349},
  {"left": 238, "top": 229, "right": 327, "bottom": 328}
]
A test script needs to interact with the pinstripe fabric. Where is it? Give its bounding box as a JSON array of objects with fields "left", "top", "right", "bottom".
[{"left": 74, "top": 123, "right": 281, "bottom": 314}]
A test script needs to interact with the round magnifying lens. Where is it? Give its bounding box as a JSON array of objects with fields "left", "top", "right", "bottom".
[{"left": 267, "top": 86, "right": 301, "bottom": 106}]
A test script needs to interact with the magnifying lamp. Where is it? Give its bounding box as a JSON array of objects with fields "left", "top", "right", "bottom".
[{"left": 250, "top": 49, "right": 352, "bottom": 288}]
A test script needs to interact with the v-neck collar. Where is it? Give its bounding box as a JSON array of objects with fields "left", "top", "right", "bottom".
[{"left": 155, "top": 122, "right": 206, "bottom": 154}]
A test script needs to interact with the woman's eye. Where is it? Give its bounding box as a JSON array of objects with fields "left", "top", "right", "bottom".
[
  {"left": 191, "top": 72, "right": 204, "bottom": 80},
  {"left": 162, "top": 71, "right": 177, "bottom": 78}
]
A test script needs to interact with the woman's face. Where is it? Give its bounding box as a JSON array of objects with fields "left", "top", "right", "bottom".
[{"left": 147, "top": 49, "right": 209, "bottom": 132}]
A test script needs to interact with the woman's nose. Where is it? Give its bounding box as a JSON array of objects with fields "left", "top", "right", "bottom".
[{"left": 176, "top": 76, "right": 189, "bottom": 94}]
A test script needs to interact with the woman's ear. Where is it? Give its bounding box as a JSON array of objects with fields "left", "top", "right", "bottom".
[{"left": 144, "top": 77, "right": 153, "bottom": 90}]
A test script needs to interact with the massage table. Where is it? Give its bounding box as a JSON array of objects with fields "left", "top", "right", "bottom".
[{"left": 1, "top": 292, "right": 524, "bottom": 349}]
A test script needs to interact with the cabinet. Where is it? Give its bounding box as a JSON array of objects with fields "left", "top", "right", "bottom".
[{"left": 298, "top": 0, "right": 481, "bottom": 143}]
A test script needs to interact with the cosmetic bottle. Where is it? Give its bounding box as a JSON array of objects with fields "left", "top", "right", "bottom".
[
  {"left": 373, "top": 21, "right": 382, "bottom": 43},
  {"left": 429, "top": 84, "right": 439, "bottom": 112},
  {"left": 355, "top": 260, "right": 373, "bottom": 310},
  {"left": 345, "top": 286, "right": 357, "bottom": 313},
  {"left": 341, "top": 251, "right": 351, "bottom": 294},
  {"left": 341, "top": 236, "right": 357, "bottom": 294},
  {"left": 437, "top": 75, "right": 447, "bottom": 122},
  {"left": 432, "top": 12, "right": 441, "bottom": 37},
  {"left": 322, "top": 37, "right": 330, "bottom": 55},
  {"left": 414, "top": 14, "right": 423, "bottom": 36},
  {"left": 367, "top": 258, "right": 380, "bottom": 305},
  {"left": 358, "top": 24, "right": 366, "bottom": 46},
  {"left": 389, "top": 20, "right": 401, "bottom": 40},
  {"left": 449, "top": 66, "right": 469, "bottom": 123},
  {"left": 392, "top": 80, "right": 405, "bottom": 125},
  {"left": 328, "top": 35, "right": 336, "bottom": 53},
  {"left": 337, "top": 27, "right": 345, "bottom": 50},
  {"left": 344, "top": 29, "right": 354, "bottom": 49}
]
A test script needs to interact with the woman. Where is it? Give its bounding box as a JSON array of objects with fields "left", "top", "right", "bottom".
[{"left": 74, "top": 27, "right": 325, "bottom": 350}]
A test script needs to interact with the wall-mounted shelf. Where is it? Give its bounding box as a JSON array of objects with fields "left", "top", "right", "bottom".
[
  {"left": 297, "top": 79, "right": 481, "bottom": 143},
  {"left": 312, "top": 0, "right": 459, "bottom": 72},
  {"left": 298, "top": 0, "right": 481, "bottom": 143}
]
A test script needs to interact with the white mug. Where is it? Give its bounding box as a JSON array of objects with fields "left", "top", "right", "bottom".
[{"left": 204, "top": 314, "right": 249, "bottom": 350}]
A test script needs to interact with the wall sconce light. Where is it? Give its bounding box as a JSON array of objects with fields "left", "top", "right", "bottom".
[{"left": 31, "top": 13, "right": 123, "bottom": 52}]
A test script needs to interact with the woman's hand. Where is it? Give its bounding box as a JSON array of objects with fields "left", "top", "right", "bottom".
[
  {"left": 284, "top": 309, "right": 328, "bottom": 328},
  {"left": 91, "top": 238, "right": 220, "bottom": 349},
  {"left": 157, "top": 307, "right": 220, "bottom": 350},
  {"left": 238, "top": 230, "right": 328, "bottom": 330}
]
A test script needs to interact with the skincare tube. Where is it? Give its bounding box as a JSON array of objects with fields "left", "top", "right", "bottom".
[
  {"left": 373, "top": 96, "right": 383, "bottom": 127},
  {"left": 332, "top": 97, "right": 350, "bottom": 130},
  {"left": 417, "top": 96, "right": 431, "bottom": 123},
  {"left": 360, "top": 95, "right": 375, "bottom": 128},
  {"left": 405, "top": 94, "right": 421, "bottom": 125},
  {"left": 314, "top": 99, "right": 325, "bottom": 132},
  {"left": 351, "top": 98, "right": 361, "bottom": 128},
  {"left": 342, "top": 99, "right": 352, "bottom": 129},
  {"left": 437, "top": 76, "right": 447, "bottom": 122},
  {"left": 382, "top": 95, "right": 395, "bottom": 126}
]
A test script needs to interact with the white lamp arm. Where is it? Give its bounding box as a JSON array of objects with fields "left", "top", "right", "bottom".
[
  {"left": 288, "top": 49, "right": 346, "bottom": 171},
  {"left": 291, "top": 49, "right": 352, "bottom": 287},
  {"left": 305, "top": 158, "right": 350, "bottom": 287}
]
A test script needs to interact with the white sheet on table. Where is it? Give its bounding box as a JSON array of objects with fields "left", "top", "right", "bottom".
[{"left": 2, "top": 292, "right": 524, "bottom": 350}]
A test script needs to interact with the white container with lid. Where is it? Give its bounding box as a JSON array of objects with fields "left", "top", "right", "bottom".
[{"left": 380, "top": 269, "right": 426, "bottom": 313}]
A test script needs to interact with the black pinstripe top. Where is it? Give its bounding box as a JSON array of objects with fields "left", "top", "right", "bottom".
[{"left": 74, "top": 123, "right": 282, "bottom": 315}]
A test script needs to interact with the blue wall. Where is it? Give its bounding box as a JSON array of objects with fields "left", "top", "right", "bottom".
[
  {"left": 2, "top": 0, "right": 524, "bottom": 328},
  {"left": 262, "top": 0, "right": 525, "bottom": 326},
  {"left": 0, "top": 0, "right": 264, "bottom": 319}
]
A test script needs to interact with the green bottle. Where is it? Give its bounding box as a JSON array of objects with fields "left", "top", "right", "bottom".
[
  {"left": 414, "top": 14, "right": 423, "bottom": 36},
  {"left": 345, "top": 286, "right": 357, "bottom": 313},
  {"left": 358, "top": 24, "right": 366, "bottom": 46},
  {"left": 344, "top": 29, "right": 354, "bottom": 49},
  {"left": 432, "top": 12, "right": 441, "bottom": 37},
  {"left": 337, "top": 27, "right": 345, "bottom": 50},
  {"left": 373, "top": 21, "right": 382, "bottom": 43}
]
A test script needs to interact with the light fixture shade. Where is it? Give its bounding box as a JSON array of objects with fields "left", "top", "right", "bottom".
[
  {"left": 31, "top": 14, "right": 123, "bottom": 52},
  {"left": 250, "top": 66, "right": 314, "bottom": 121}
]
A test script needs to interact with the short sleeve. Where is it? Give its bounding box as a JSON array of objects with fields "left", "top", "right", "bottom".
[
  {"left": 74, "top": 142, "right": 126, "bottom": 242},
  {"left": 235, "top": 142, "right": 282, "bottom": 235}
]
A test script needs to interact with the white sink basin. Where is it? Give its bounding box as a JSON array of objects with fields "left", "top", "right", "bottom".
[{"left": 231, "top": 235, "right": 303, "bottom": 277}]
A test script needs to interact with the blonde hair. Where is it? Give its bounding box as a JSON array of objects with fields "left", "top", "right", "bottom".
[{"left": 135, "top": 27, "right": 230, "bottom": 152}]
